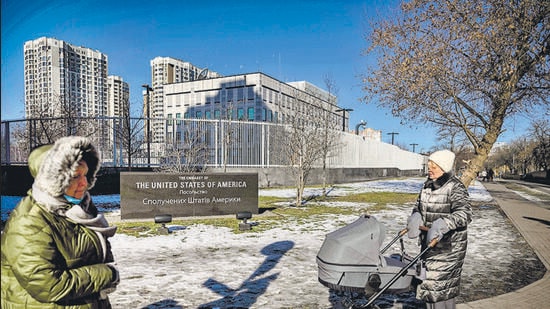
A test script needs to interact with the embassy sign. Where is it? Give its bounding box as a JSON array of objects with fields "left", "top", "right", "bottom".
[{"left": 120, "top": 172, "right": 258, "bottom": 220}]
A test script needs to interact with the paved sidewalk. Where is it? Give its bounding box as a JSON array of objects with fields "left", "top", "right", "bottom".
[{"left": 458, "top": 181, "right": 550, "bottom": 309}]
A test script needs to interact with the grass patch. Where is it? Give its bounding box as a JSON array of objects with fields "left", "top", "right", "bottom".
[
  {"left": 116, "top": 222, "right": 157, "bottom": 237},
  {"left": 330, "top": 192, "right": 417, "bottom": 209},
  {"left": 115, "top": 191, "right": 417, "bottom": 236},
  {"left": 259, "top": 195, "right": 292, "bottom": 208}
]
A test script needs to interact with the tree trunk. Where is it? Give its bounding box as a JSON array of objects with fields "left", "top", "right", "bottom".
[
  {"left": 460, "top": 133, "right": 501, "bottom": 187},
  {"left": 460, "top": 153, "right": 488, "bottom": 187},
  {"left": 296, "top": 175, "right": 303, "bottom": 207}
]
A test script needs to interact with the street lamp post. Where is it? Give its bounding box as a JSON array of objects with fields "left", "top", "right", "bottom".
[
  {"left": 410, "top": 143, "right": 418, "bottom": 152},
  {"left": 142, "top": 84, "right": 153, "bottom": 167},
  {"left": 387, "top": 132, "right": 399, "bottom": 145},
  {"left": 335, "top": 108, "right": 353, "bottom": 132},
  {"left": 355, "top": 120, "right": 367, "bottom": 135}
]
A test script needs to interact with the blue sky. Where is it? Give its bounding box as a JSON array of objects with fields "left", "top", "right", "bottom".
[{"left": 0, "top": 0, "right": 528, "bottom": 152}]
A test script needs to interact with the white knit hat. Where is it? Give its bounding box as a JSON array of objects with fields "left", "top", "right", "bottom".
[{"left": 428, "top": 149, "right": 455, "bottom": 173}]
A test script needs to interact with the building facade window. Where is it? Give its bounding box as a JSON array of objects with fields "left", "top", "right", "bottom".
[{"left": 248, "top": 107, "right": 255, "bottom": 121}]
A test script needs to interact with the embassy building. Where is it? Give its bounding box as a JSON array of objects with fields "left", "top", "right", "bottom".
[
  {"left": 161, "top": 72, "right": 341, "bottom": 129},
  {"left": 141, "top": 65, "right": 344, "bottom": 163}
]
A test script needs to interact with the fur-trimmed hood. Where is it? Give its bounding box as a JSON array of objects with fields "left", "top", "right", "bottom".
[{"left": 31, "top": 136, "right": 101, "bottom": 198}]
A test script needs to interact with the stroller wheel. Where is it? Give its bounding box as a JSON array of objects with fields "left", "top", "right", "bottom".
[
  {"left": 340, "top": 297, "right": 381, "bottom": 309},
  {"left": 367, "top": 274, "right": 382, "bottom": 290}
]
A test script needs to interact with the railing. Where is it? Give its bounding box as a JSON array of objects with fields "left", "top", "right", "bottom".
[{"left": 1, "top": 117, "right": 425, "bottom": 171}]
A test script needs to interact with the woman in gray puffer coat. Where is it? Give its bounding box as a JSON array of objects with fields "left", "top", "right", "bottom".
[
  {"left": 1, "top": 136, "right": 118, "bottom": 309},
  {"left": 407, "top": 149, "right": 472, "bottom": 309}
]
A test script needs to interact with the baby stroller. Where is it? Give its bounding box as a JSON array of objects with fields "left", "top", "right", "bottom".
[{"left": 316, "top": 214, "right": 437, "bottom": 308}]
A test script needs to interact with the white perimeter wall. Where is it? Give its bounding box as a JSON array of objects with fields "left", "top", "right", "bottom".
[{"left": 327, "top": 133, "right": 426, "bottom": 171}]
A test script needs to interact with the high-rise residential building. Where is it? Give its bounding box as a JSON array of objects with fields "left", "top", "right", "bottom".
[
  {"left": 24, "top": 37, "right": 108, "bottom": 118},
  {"left": 106, "top": 75, "right": 130, "bottom": 161},
  {"left": 107, "top": 75, "right": 129, "bottom": 117},
  {"left": 146, "top": 57, "right": 222, "bottom": 144}
]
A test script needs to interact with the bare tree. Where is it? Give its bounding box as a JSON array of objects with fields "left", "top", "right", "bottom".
[
  {"left": 488, "top": 136, "right": 534, "bottom": 177},
  {"left": 320, "top": 74, "right": 342, "bottom": 196},
  {"left": 3, "top": 121, "right": 30, "bottom": 163},
  {"left": 277, "top": 90, "right": 336, "bottom": 206},
  {"left": 362, "top": 0, "right": 549, "bottom": 187},
  {"left": 156, "top": 120, "right": 209, "bottom": 173},
  {"left": 221, "top": 103, "right": 237, "bottom": 173},
  {"left": 530, "top": 119, "right": 550, "bottom": 177},
  {"left": 113, "top": 98, "right": 145, "bottom": 170},
  {"left": 25, "top": 93, "right": 101, "bottom": 148},
  {"left": 26, "top": 94, "right": 71, "bottom": 146}
]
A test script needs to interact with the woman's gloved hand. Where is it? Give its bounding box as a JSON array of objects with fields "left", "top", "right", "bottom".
[
  {"left": 427, "top": 218, "right": 450, "bottom": 242},
  {"left": 100, "top": 263, "right": 119, "bottom": 300},
  {"left": 407, "top": 212, "right": 423, "bottom": 239}
]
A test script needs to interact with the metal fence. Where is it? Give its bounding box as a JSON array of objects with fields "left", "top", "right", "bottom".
[{"left": 1, "top": 117, "right": 425, "bottom": 171}]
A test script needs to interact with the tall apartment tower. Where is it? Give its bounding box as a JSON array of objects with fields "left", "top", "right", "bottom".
[
  {"left": 146, "top": 57, "right": 221, "bottom": 145},
  {"left": 106, "top": 75, "right": 129, "bottom": 164},
  {"left": 23, "top": 37, "right": 108, "bottom": 118},
  {"left": 107, "top": 75, "right": 129, "bottom": 117}
]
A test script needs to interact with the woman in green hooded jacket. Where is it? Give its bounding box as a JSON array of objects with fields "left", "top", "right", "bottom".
[{"left": 1, "top": 136, "right": 119, "bottom": 309}]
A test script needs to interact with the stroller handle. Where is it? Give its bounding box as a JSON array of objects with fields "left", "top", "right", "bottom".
[
  {"left": 380, "top": 226, "right": 429, "bottom": 255},
  {"left": 428, "top": 237, "right": 439, "bottom": 248},
  {"left": 361, "top": 237, "right": 439, "bottom": 308}
]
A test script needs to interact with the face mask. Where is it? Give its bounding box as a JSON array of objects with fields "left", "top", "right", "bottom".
[{"left": 64, "top": 194, "right": 83, "bottom": 205}]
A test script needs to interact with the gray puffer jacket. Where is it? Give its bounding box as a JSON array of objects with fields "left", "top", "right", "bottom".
[{"left": 414, "top": 173, "right": 472, "bottom": 303}]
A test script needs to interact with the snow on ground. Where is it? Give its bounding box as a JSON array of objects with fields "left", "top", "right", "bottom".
[
  {"left": 106, "top": 178, "right": 542, "bottom": 308},
  {"left": 1, "top": 178, "right": 546, "bottom": 308}
]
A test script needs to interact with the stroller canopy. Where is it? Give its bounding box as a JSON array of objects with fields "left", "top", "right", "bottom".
[{"left": 317, "top": 215, "right": 386, "bottom": 266}]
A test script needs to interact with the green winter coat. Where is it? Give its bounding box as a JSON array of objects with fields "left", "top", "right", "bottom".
[{"left": 1, "top": 136, "right": 117, "bottom": 309}]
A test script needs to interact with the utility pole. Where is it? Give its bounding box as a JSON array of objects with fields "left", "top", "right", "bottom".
[
  {"left": 410, "top": 143, "right": 418, "bottom": 152},
  {"left": 335, "top": 108, "right": 353, "bottom": 132},
  {"left": 142, "top": 84, "right": 153, "bottom": 167},
  {"left": 387, "top": 132, "right": 399, "bottom": 145}
]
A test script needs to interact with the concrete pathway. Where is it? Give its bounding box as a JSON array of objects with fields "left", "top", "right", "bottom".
[{"left": 458, "top": 181, "right": 550, "bottom": 309}]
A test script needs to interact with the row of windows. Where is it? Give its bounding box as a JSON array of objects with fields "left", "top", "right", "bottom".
[
  {"left": 166, "top": 86, "right": 257, "bottom": 107},
  {"left": 166, "top": 107, "right": 278, "bottom": 123},
  {"left": 24, "top": 52, "right": 107, "bottom": 65},
  {"left": 165, "top": 86, "right": 324, "bottom": 113}
]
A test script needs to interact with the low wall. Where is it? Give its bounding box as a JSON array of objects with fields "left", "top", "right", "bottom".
[
  {"left": 1, "top": 166, "right": 152, "bottom": 196},
  {"left": 1, "top": 165, "right": 422, "bottom": 196}
]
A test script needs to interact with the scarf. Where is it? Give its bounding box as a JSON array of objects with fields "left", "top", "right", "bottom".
[
  {"left": 423, "top": 173, "right": 451, "bottom": 190},
  {"left": 32, "top": 185, "right": 117, "bottom": 261}
]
